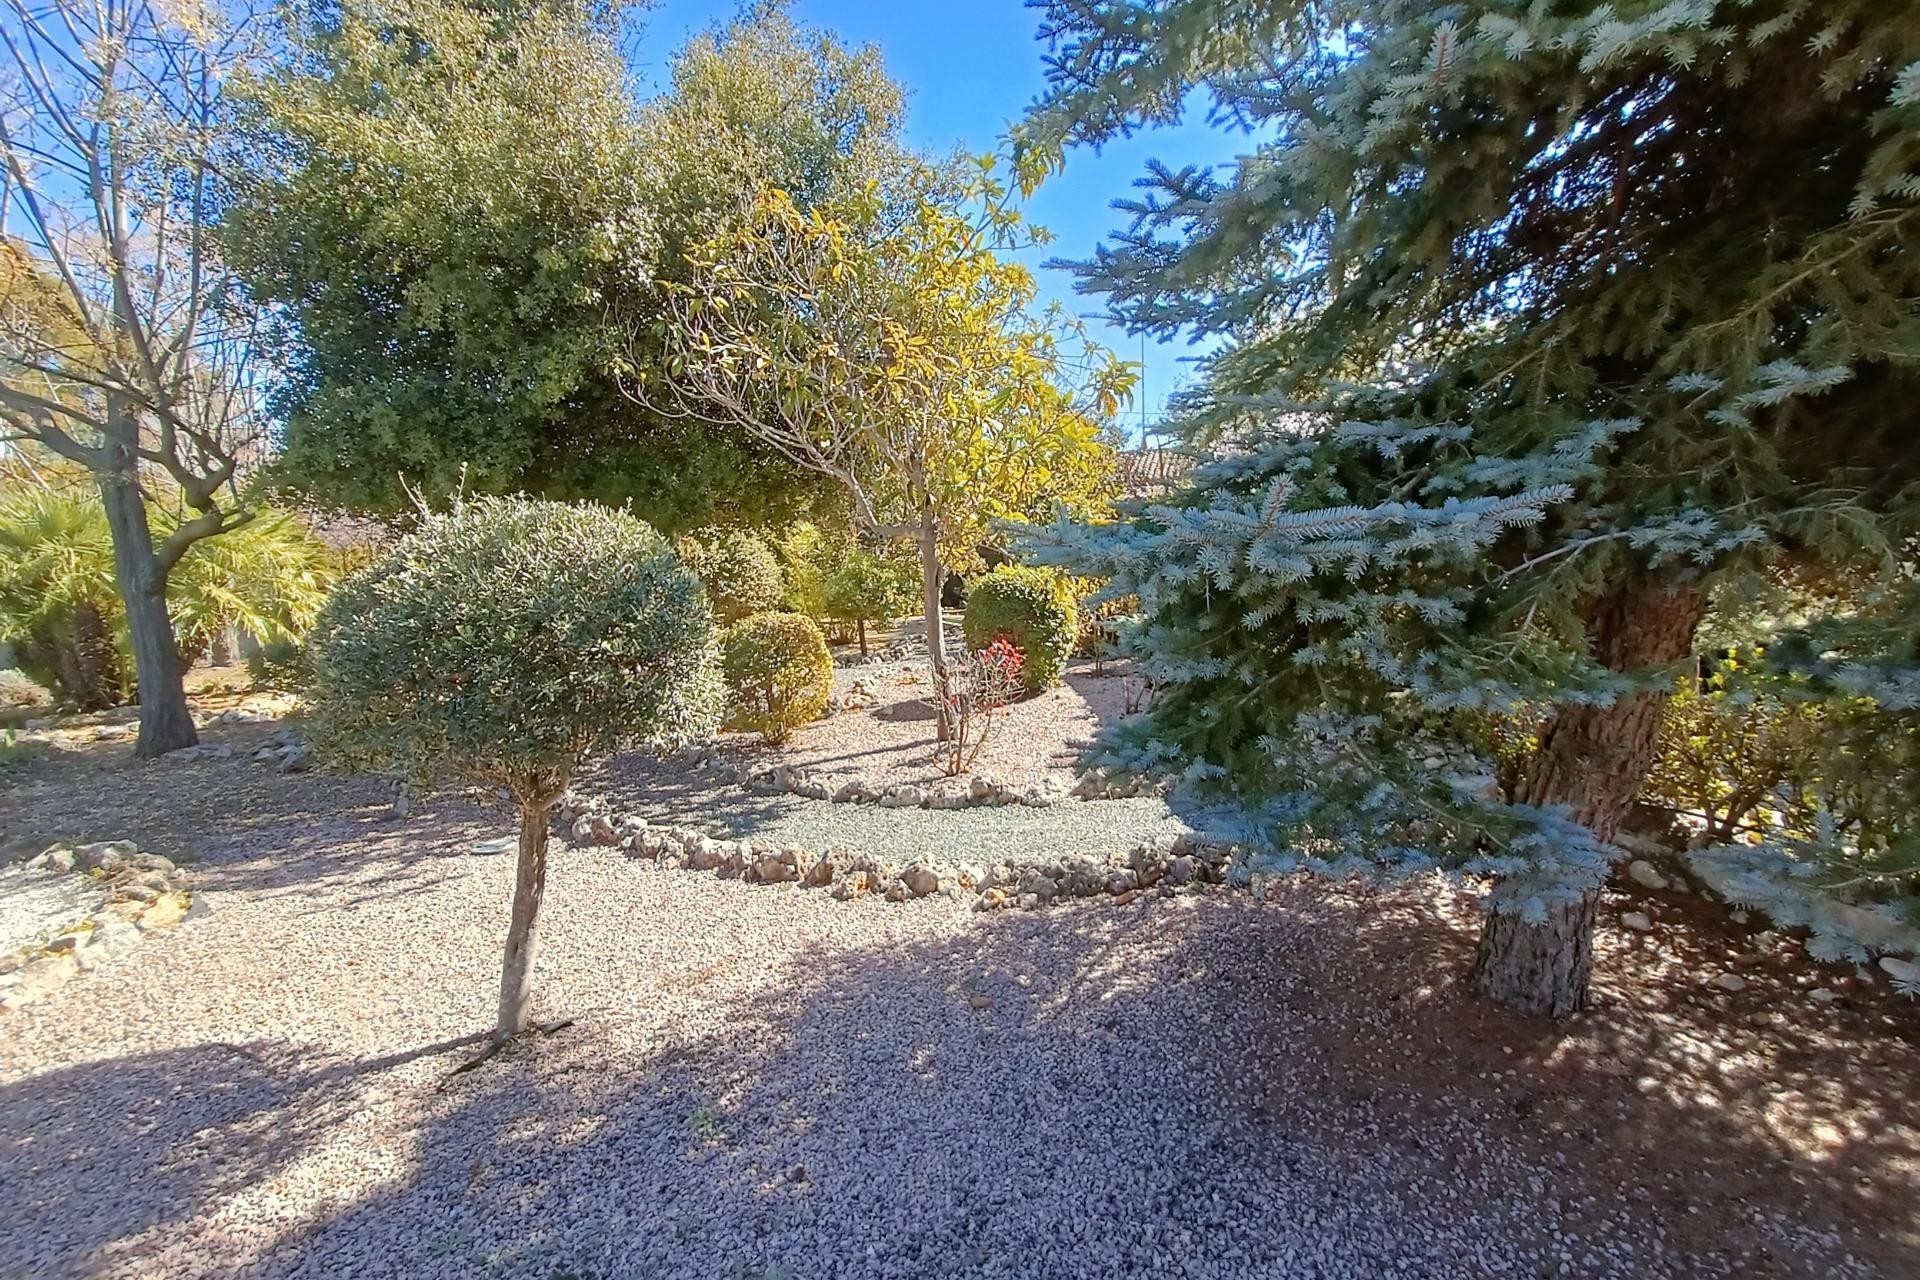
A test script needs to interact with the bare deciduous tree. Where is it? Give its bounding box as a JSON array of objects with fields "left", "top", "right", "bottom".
[{"left": 0, "top": 0, "right": 264, "bottom": 755}]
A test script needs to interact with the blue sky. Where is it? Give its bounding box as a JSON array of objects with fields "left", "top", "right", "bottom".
[{"left": 626, "top": 0, "right": 1245, "bottom": 440}]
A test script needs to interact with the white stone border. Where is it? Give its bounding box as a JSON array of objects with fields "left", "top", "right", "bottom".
[
  {"left": 1, "top": 841, "right": 198, "bottom": 1012},
  {"left": 551, "top": 790, "right": 1234, "bottom": 910}
]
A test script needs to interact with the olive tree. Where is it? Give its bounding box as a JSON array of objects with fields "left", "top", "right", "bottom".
[{"left": 305, "top": 498, "right": 719, "bottom": 1056}]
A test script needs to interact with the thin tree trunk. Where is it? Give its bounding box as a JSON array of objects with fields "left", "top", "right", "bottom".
[
  {"left": 918, "top": 503, "right": 952, "bottom": 742},
  {"left": 96, "top": 427, "right": 197, "bottom": 757},
  {"left": 496, "top": 801, "right": 551, "bottom": 1041},
  {"left": 1472, "top": 571, "right": 1706, "bottom": 1017},
  {"left": 857, "top": 617, "right": 868, "bottom": 657}
]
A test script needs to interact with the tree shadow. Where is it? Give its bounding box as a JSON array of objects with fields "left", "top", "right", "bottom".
[
  {"left": 232, "top": 888, "right": 1913, "bottom": 1279},
  {"left": 0, "top": 1033, "right": 480, "bottom": 1280}
]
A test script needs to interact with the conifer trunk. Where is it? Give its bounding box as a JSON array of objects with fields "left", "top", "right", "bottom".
[
  {"left": 1472, "top": 571, "right": 1705, "bottom": 1017},
  {"left": 97, "top": 422, "right": 198, "bottom": 757},
  {"left": 495, "top": 802, "right": 551, "bottom": 1041}
]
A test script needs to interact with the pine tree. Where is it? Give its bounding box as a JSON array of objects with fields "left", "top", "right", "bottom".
[{"left": 1016, "top": 1, "right": 1920, "bottom": 1016}]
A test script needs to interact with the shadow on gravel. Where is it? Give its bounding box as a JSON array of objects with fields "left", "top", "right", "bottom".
[
  {"left": 228, "top": 891, "right": 1913, "bottom": 1280},
  {"left": 0, "top": 1033, "right": 482, "bottom": 1280}
]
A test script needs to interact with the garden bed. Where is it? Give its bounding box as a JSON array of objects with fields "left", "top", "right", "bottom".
[{"left": 706, "top": 655, "right": 1134, "bottom": 796}]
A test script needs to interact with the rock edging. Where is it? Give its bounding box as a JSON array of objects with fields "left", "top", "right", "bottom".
[
  {"left": 1, "top": 840, "right": 197, "bottom": 1012},
  {"left": 686, "top": 750, "right": 1160, "bottom": 811},
  {"left": 551, "top": 790, "right": 1235, "bottom": 910}
]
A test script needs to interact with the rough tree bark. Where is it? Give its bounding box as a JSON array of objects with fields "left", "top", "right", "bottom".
[
  {"left": 1471, "top": 571, "right": 1707, "bottom": 1018},
  {"left": 496, "top": 800, "right": 553, "bottom": 1041},
  {"left": 96, "top": 426, "right": 197, "bottom": 757}
]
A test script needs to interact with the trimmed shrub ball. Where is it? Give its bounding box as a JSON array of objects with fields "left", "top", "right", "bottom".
[
  {"left": 682, "top": 528, "right": 784, "bottom": 624},
  {"left": 962, "top": 565, "right": 1077, "bottom": 693},
  {"left": 721, "top": 611, "right": 834, "bottom": 743}
]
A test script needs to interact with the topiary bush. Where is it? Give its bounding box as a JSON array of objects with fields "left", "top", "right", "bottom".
[
  {"left": 680, "top": 528, "right": 784, "bottom": 624},
  {"left": 720, "top": 611, "right": 833, "bottom": 743},
  {"left": 962, "top": 565, "right": 1077, "bottom": 693},
  {"left": 305, "top": 497, "right": 719, "bottom": 1050}
]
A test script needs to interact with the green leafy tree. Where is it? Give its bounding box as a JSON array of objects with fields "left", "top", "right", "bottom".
[
  {"left": 1017, "top": 1, "right": 1920, "bottom": 1015},
  {"left": 822, "top": 542, "right": 920, "bottom": 655},
  {"left": 305, "top": 497, "right": 718, "bottom": 1053},
  {"left": 222, "top": 0, "right": 902, "bottom": 531}
]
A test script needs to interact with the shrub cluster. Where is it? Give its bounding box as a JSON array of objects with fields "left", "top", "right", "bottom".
[
  {"left": 720, "top": 611, "right": 834, "bottom": 743},
  {"left": 962, "top": 565, "right": 1077, "bottom": 693}
]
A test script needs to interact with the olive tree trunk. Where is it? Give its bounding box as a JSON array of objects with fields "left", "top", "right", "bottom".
[
  {"left": 1471, "top": 571, "right": 1706, "bottom": 1018},
  {"left": 496, "top": 801, "right": 552, "bottom": 1041},
  {"left": 96, "top": 432, "right": 198, "bottom": 758}
]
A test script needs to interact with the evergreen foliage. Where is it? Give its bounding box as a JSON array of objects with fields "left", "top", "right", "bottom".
[
  {"left": 720, "top": 611, "right": 834, "bottom": 743},
  {"left": 306, "top": 497, "right": 718, "bottom": 794},
  {"left": 681, "top": 529, "right": 786, "bottom": 624},
  {"left": 222, "top": 1, "right": 897, "bottom": 529},
  {"left": 962, "top": 565, "right": 1078, "bottom": 692},
  {"left": 1017, "top": 0, "right": 1920, "bottom": 1014}
]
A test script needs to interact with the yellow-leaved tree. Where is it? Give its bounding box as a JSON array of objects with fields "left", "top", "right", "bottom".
[{"left": 640, "top": 162, "right": 1131, "bottom": 738}]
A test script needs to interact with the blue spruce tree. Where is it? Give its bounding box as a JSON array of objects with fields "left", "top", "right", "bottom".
[{"left": 1016, "top": 1, "right": 1920, "bottom": 1015}]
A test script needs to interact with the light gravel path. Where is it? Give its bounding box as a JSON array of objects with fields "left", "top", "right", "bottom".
[
  {"left": 0, "top": 749, "right": 1906, "bottom": 1280},
  {"left": 598, "top": 752, "right": 1209, "bottom": 862}
]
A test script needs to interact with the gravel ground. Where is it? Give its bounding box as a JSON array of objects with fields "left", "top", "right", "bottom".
[
  {"left": 1, "top": 732, "right": 1914, "bottom": 1280},
  {"left": 0, "top": 865, "right": 103, "bottom": 957},
  {"left": 594, "top": 749, "right": 1208, "bottom": 863}
]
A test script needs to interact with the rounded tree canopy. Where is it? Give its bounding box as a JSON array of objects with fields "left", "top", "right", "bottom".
[
  {"left": 305, "top": 497, "right": 720, "bottom": 801},
  {"left": 680, "top": 527, "right": 784, "bottom": 624}
]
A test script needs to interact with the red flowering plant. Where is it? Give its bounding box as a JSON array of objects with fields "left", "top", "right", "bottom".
[{"left": 940, "top": 638, "right": 1025, "bottom": 776}]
